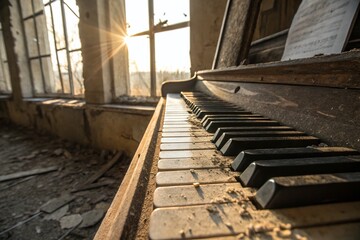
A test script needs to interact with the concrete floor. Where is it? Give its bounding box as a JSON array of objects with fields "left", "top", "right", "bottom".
[{"left": 0, "top": 120, "right": 130, "bottom": 239}]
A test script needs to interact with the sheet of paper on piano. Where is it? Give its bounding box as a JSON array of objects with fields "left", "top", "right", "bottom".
[{"left": 281, "top": 0, "right": 360, "bottom": 61}]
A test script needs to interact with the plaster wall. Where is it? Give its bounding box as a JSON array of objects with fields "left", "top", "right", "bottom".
[{"left": 0, "top": 99, "right": 153, "bottom": 157}]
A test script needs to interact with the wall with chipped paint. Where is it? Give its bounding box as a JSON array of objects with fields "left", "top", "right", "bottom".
[{"left": 0, "top": 98, "right": 153, "bottom": 157}]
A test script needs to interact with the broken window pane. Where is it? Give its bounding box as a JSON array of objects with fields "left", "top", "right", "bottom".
[
  {"left": 0, "top": 28, "right": 11, "bottom": 93},
  {"left": 155, "top": 27, "right": 190, "bottom": 96},
  {"left": 70, "top": 51, "right": 84, "bottom": 96},
  {"left": 57, "top": 50, "right": 71, "bottom": 94},
  {"left": 30, "top": 59, "right": 45, "bottom": 94},
  {"left": 51, "top": 0, "right": 66, "bottom": 50},
  {"left": 41, "top": 56, "right": 56, "bottom": 93},
  {"left": 125, "top": 0, "right": 149, "bottom": 36},
  {"left": 128, "top": 36, "right": 151, "bottom": 96},
  {"left": 24, "top": 19, "right": 38, "bottom": 57},
  {"left": 20, "top": 0, "right": 33, "bottom": 18},
  {"left": 154, "top": 0, "right": 189, "bottom": 26},
  {"left": 35, "top": 14, "right": 51, "bottom": 55},
  {"left": 64, "top": 0, "right": 81, "bottom": 51}
]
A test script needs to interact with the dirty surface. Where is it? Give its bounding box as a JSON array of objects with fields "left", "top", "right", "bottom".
[{"left": 0, "top": 120, "right": 130, "bottom": 239}]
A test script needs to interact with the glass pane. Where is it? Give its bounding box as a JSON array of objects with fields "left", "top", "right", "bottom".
[
  {"left": 155, "top": 27, "right": 190, "bottom": 95},
  {"left": 70, "top": 51, "right": 84, "bottom": 96},
  {"left": 35, "top": 15, "right": 51, "bottom": 55},
  {"left": 58, "top": 50, "right": 71, "bottom": 93},
  {"left": 24, "top": 19, "right": 38, "bottom": 57},
  {"left": 125, "top": 0, "right": 149, "bottom": 35},
  {"left": 30, "top": 59, "right": 44, "bottom": 94},
  {"left": 20, "top": 0, "right": 33, "bottom": 18},
  {"left": 64, "top": 0, "right": 81, "bottom": 50},
  {"left": 33, "top": 0, "right": 44, "bottom": 13},
  {"left": 41, "top": 56, "right": 56, "bottom": 93},
  {"left": 51, "top": 1, "right": 66, "bottom": 49},
  {"left": 154, "top": 0, "right": 189, "bottom": 26},
  {"left": 0, "top": 29, "right": 11, "bottom": 93},
  {"left": 127, "top": 36, "right": 151, "bottom": 96}
]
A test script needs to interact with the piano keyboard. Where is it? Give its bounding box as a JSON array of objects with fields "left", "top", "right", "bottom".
[{"left": 149, "top": 92, "right": 360, "bottom": 239}]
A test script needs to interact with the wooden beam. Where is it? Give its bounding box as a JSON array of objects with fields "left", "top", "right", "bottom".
[
  {"left": 200, "top": 50, "right": 360, "bottom": 89},
  {"left": 213, "top": 0, "right": 262, "bottom": 69}
]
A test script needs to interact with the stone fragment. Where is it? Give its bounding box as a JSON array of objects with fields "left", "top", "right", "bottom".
[
  {"left": 79, "top": 209, "right": 105, "bottom": 228},
  {"left": 43, "top": 205, "right": 69, "bottom": 221},
  {"left": 60, "top": 214, "right": 82, "bottom": 229}
]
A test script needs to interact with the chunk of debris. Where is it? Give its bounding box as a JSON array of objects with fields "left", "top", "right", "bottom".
[
  {"left": 280, "top": 223, "right": 292, "bottom": 230},
  {"left": 60, "top": 214, "right": 82, "bottom": 229},
  {"left": 179, "top": 229, "right": 185, "bottom": 237},
  {"left": 206, "top": 205, "right": 218, "bottom": 213},
  {"left": 40, "top": 194, "right": 75, "bottom": 213},
  {"left": 63, "top": 150, "right": 72, "bottom": 159},
  {"left": 0, "top": 166, "right": 58, "bottom": 183},
  {"left": 193, "top": 182, "right": 200, "bottom": 188},
  {"left": 79, "top": 209, "right": 105, "bottom": 228},
  {"left": 43, "top": 205, "right": 69, "bottom": 221},
  {"left": 54, "top": 148, "right": 64, "bottom": 156},
  {"left": 277, "top": 229, "right": 292, "bottom": 238}
]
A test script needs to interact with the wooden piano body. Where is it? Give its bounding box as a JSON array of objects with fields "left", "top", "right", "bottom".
[{"left": 95, "top": 0, "right": 360, "bottom": 239}]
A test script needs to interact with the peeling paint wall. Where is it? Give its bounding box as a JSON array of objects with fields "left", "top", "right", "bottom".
[{"left": 0, "top": 99, "right": 153, "bottom": 157}]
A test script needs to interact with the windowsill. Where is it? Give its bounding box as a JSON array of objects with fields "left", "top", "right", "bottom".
[{"left": 21, "top": 97, "right": 156, "bottom": 115}]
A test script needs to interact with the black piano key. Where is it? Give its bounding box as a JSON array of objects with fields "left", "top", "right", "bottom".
[
  {"left": 201, "top": 113, "right": 258, "bottom": 124},
  {"left": 194, "top": 107, "right": 241, "bottom": 115},
  {"left": 240, "top": 155, "right": 360, "bottom": 188},
  {"left": 220, "top": 136, "right": 320, "bottom": 156},
  {"left": 215, "top": 131, "right": 306, "bottom": 149},
  {"left": 255, "top": 172, "right": 360, "bottom": 209},
  {"left": 212, "top": 126, "right": 294, "bottom": 143},
  {"left": 205, "top": 120, "right": 281, "bottom": 133},
  {"left": 197, "top": 110, "right": 248, "bottom": 119},
  {"left": 202, "top": 117, "right": 268, "bottom": 128},
  {"left": 193, "top": 105, "right": 239, "bottom": 113},
  {"left": 232, "top": 147, "right": 359, "bottom": 171}
]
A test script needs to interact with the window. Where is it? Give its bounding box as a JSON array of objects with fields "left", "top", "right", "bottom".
[
  {"left": 125, "top": 0, "right": 190, "bottom": 97},
  {"left": 19, "top": 0, "right": 83, "bottom": 97},
  {"left": 0, "top": 24, "right": 11, "bottom": 94}
]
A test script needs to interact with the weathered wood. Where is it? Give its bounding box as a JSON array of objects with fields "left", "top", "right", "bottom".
[
  {"left": 82, "top": 151, "right": 123, "bottom": 186},
  {"left": 200, "top": 50, "right": 360, "bottom": 89},
  {"left": 0, "top": 166, "right": 57, "bottom": 182},
  {"left": 213, "top": 0, "right": 262, "bottom": 69},
  {"left": 94, "top": 98, "right": 164, "bottom": 240}
]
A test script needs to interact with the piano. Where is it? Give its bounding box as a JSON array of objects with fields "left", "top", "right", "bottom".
[{"left": 95, "top": 0, "right": 360, "bottom": 239}]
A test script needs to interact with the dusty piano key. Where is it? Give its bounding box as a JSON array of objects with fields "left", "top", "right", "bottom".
[
  {"left": 212, "top": 126, "right": 294, "bottom": 142},
  {"left": 240, "top": 155, "right": 360, "bottom": 188},
  {"left": 159, "top": 149, "right": 218, "bottom": 159},
  {"left": 215, "top": 130, "right": 306, "bottom": 149},
  {"left": 156, "top": 168, "right": 239, "bottom": 186},
  {"left": 194, "top": 106, "right": 242, "bottom": 116},
  {"left": 161, "top": 136, "right": 213, "bottom": 143},
  {"left": 162, "top": 132, "right": 211, "bottom": 137},
  {"left": 158, "top": 157, "right": 233, "bottom": 170},
  {"left": 153, "top": 183, "right": 247, "bottom": 207},
  {"left": 206, "top": 120, "right": 281, "bottom": 133},
  {"left": 160, "top": 142, "right": 215, "bottom": 151},
  {"left": 232, "top": 147, "right": 360, "bottom": 171},
  {"left": 255, "top": 172, "right": 360, "bottom": 209},
  {"left": 201, "top": 113, "right": 259, "bottom": 124},
  {"left": 162, "top": 127, "right": 204, "bottom": 132},
  {"left": 163, "top": 123, "right": 194, "bottom": 128},
  {"left": 202, "top": 116, "right": 268, "bottom": 128},
  {"left": 220, "top": 136, "right": 320, "bottom": 156},
  {"left": 193, "top": 104, "right": 239, "bottom": 113}
]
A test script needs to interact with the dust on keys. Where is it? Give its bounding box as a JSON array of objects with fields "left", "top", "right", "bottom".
[{"left": 149, "top": 92, "right": 360, "bottom": 240}]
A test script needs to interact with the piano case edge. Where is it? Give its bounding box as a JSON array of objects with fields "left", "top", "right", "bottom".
[{"left": 94, "top": 98, "right": 165, "bottom": 240}]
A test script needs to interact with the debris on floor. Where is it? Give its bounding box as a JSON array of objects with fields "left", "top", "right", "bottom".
[{"left": 0, "top": 121, "right": 131, "bottom": 239}]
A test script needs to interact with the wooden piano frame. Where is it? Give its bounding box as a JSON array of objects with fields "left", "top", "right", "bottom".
[{"left": 95, "top": 0, "right": 360, "bottom": 238}]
